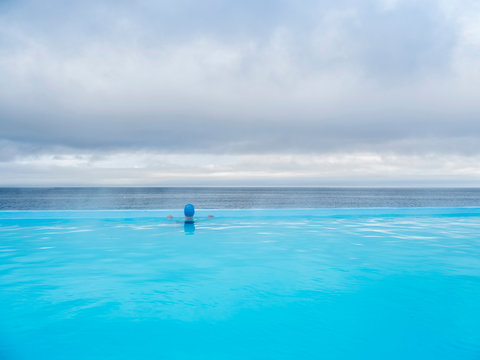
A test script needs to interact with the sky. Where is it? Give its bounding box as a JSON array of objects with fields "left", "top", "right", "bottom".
[{"left": 1, "top": 0, "right": 480, "bottom": 186}]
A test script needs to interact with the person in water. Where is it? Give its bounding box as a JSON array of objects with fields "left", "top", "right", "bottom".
[
  {"left": 184, "top": 203, "right": 195, "bottom": 222},
  {"left": 183, "top": 203, "right": 195, "bottom": 234},
  {"left": 166, "top": 204, "right": 214, "bottom": 221}
]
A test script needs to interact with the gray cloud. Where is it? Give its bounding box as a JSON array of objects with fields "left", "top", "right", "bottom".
[{"left": 1, "top": 0, "right": 480, "bottom": 184}]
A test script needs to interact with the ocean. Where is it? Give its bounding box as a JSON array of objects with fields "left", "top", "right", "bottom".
[{"left": 1, "top": 187, "right": 480, "bottom": 210}]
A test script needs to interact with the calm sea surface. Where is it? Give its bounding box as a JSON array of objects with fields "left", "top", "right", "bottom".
[{"left": 1, "top": 187, "right": 480, "bottom": 209}]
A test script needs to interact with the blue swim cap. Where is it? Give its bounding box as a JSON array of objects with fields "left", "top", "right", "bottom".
[{"left": 184, "top": 203, "right": 195, "bottom": 217}]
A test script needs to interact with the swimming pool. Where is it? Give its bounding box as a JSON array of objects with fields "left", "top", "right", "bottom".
[{"left": 1, "top": 208, "right": 479, "bottom": 359}]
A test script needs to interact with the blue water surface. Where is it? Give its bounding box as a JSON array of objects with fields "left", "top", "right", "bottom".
[{"left": 1, "top": 208, "right": 480, "bottom": 359}]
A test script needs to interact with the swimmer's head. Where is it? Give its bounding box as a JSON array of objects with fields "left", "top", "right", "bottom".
[{"left": 184, "top": 203, "right": 195, "bottom": 218}]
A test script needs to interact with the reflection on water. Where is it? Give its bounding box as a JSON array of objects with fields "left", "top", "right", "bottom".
[
  {"left": 0, "top": 208, "right": 480, "bottom": 360},
  {"left": 184, "top": 220, "right": 195, "bottom": 235}
]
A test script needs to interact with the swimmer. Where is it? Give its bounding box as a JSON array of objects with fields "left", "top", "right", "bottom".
[
  {"left": 167, "top": 204, "right": 214, "bottom": 222},
  {"left": 184, "top": 203, "right": 195, "bottom": 222}
]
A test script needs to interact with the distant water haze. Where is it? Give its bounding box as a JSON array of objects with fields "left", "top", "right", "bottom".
[{"left": 1, "top": 187, "right": 480, "bottom": 210}]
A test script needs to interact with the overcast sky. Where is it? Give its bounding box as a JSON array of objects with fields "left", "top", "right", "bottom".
[{"left": 1, "top": 0, "right": 480, "bottom": 185}]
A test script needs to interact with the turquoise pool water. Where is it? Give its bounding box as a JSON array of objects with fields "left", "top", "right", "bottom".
[{"left": 1, "top": 208, "right": 480, "bottom": 359}]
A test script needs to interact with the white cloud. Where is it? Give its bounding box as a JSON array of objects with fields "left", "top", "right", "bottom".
[{"left": 2, "top": 147, "right": 480, "bottom": 186}]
